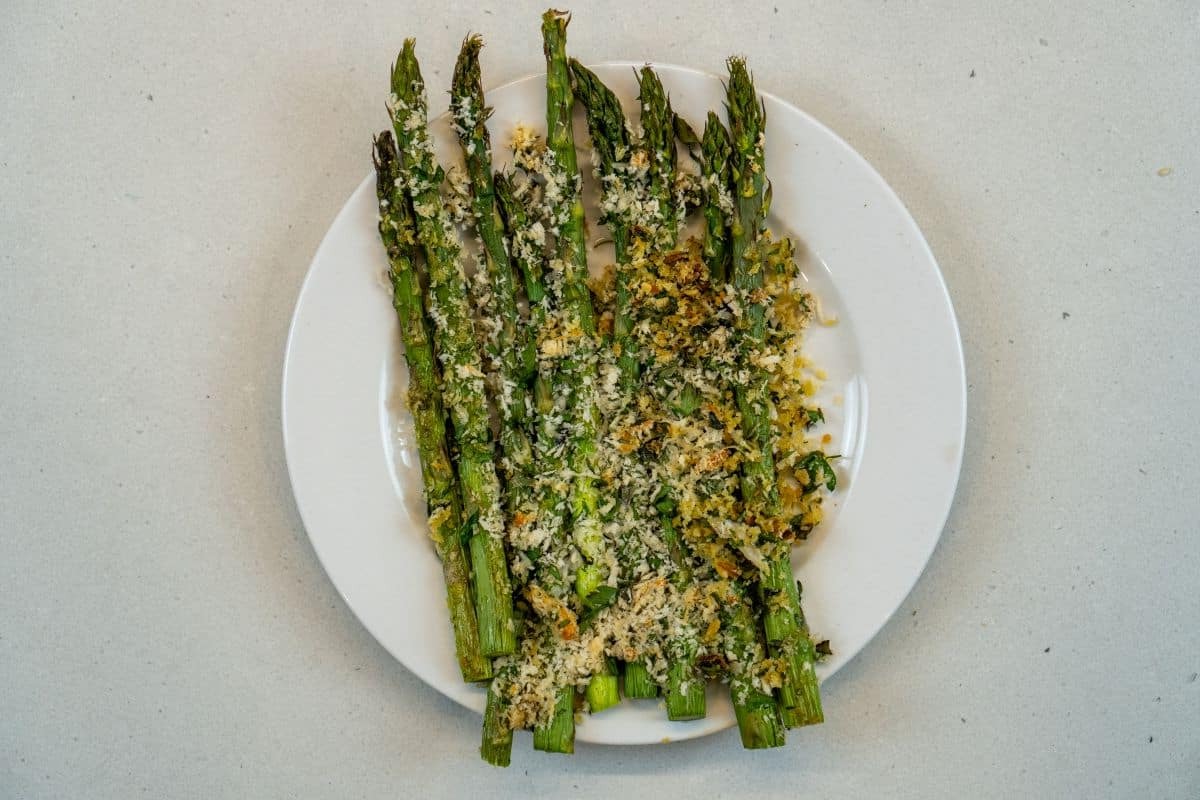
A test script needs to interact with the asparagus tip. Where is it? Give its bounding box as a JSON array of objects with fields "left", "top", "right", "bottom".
[
  {"left": 461, "top": 31, "right": 484, "bottom": 51},
  {"left": 391, "top": 38, "right": 422, "bottom": 100},
  {"left": 371, "top": 130, "right": 393, "bottom": 175}
]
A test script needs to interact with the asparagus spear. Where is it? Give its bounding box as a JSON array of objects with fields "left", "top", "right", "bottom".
[
  {"left": 585, "top": 657, "right": 620, "bottom": 713},
  {"left": 451, "top": 62, "right": 542, "bottom": 784},
  {"left": 451, "top": 36, "right": 537, "bottom": 511},
  {"left": 726, "top": 56, "right": 822, "bottom": 729},
  {"left": 569, "top": 59, "right": 633, "bottom": 263},
  {"left": 498, "top": 126, "right": 580, "bottom": 749},
  {"left": 492, "top": 168, "right": 555, "bottom": 541},
  {"left": 496, "top": 167, "right": 584, "bottom": 756},
  {"left": 476, "top": 174, "right": 540, "bottom": 768},
  {"left": 779, "top": 578, "right": 823, "bottom": 727},
  {"left": 388, "top": 40, "right": 516, "bottom": 658},
  {"left": 569, "top": 60, "right": 639, "bottom": 391},
  {"left": 570, "top": 64, "right": 706, "bottom": 711},
  {"left": 700, "top": 111, "right": 733, "bottom": 284},
  {"left": 372, "top": 132, "right": 491, "bottom": 684},
  {"left": 531, "top": 682, "right": 575, "bottom": 754},
  {"left": 481, "top": 667, "right": 512, "bottom": 766},
  {"left": 636, "top": 66, "right": 678, "bottom": 245},
  {"left": 673, "top": 111, "right": 702, "bottom": 161},
  {"left": 568, "top": 64, "right": 657, "bottom": 702},
  {"left": 494, "top": 171, "right": 546, "bottom": 363},
  {"left": 571, "top": 62, "right": 647, "bottom": 697},
  {"left": 537, "top": 10, "right": 612, "bottom": 736},
  {"left": 541, "top": 12, "right": 594, "bottom": 335},
  {"left": 636, "top": 68, "right": 709, "bottom": 719},
  {"left": 570, "top": 59, "right": 662, "bottom": 702},
  {"left": 494, "top": 170, "right": 561, "bottom": 537},
  {"left": 619, "top": 661, "right": 656, "bottom": 699},
  {"left": 657, "top": 499, "right": 705, "bottom": 720},
  {"left": 541, "top": 9, "right": 604, "bottom": 602},
  {"left": 725, "top": 582, "right": 786, "bottom": 748},
  {"left": 497, "top": 160, "right": 579, "bottom": 607},
  {"left": 726, "top": 56, "right": 777, "bottom": 515}
]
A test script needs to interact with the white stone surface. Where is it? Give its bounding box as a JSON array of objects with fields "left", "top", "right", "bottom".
[{"left": 1, "top": 1, "right": 1197, "bottom": 796}]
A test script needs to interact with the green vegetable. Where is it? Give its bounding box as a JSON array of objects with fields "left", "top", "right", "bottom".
[
  {"left": 699, "top": 111, "right": 733, "bottom": 284},
  {"left": 451, "top": 35, "right": 537, "bottom": 515},
  {"left": 532, "top": 687, "right": 575, "bottom": 754},
  {"left": 481, "top": 677, "right": 513, "bottom": 766},
  {"left": 799, "top": 451, "right": 838, "bottom": 493},
  {"left": 389, "top": 40, "right": 516, "bottom": 658},
  {"left": 542, "top": 9, "right": 604, "bottom": 598},
  {"left": 725, "top": 582, "right": 785, "bottom": 748},
  {"left": 372, "top": 132, "right": 491, "bottom": 684},
  {"left": 726, "top": 55, "right": 822, "bottom": 732},
  {"left": 374, "top": 17, "right": 838, "bottom": 764},
  {"left": 637, "top": 66, "right": 678, "bottom": 245}
]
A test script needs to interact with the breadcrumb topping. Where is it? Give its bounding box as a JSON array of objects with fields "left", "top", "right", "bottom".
[{"left": 421, "top": 121, "right": 834, "bottom": 731}]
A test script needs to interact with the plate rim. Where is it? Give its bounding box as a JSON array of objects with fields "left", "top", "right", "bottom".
[{"left": 281, "top": 60, "right": 966, "bottom": 745}]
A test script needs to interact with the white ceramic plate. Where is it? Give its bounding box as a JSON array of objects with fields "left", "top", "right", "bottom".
[{"left": 282, "top": 63, "right": 965, "bottom": 746}]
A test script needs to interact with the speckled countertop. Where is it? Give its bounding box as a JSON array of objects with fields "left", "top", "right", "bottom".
[{"left": 2, "top": 1, "right": 1197, "bottom": 797}]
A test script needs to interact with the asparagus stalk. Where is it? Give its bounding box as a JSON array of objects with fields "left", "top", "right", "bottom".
[
  {"left": 585, "top": 657, "right": 620, "bottom": 713},
  {"left": 494, "top": 172, "right": 560, "bottom": 531},
  {"left": 532, "top": 684, "right": 576, "bottom": 754},
  {"left": 570, "top": 64, "right": 705, "bottom": 712},
  {"left": 494, "top": 171, "right": 546, "bottom": 362},
  {"left": 568, "top": 65, "right": 653, "bottom": 701},
  {"left": 508, "top": 151, "right": 618, "bottom": 744},
  {"left": 541, "top": 10, "right": 604, "bottom": 601},
  {"left": 726, "top": 56, "right": 778, "bottom": 515},
  {"left": 481, "top": 678, "right": 512, "bottom": 767},
  {"left": 636, "top": 66, "right": 678, "bottom": 244},
  {"left": 388, "top": 41, "right": 516, "bottom": 657},
  {"left": 622, "top": 661, "right": 657, "bottom": 699},
  {"left": 672, "top": 111, "right": 702, "bottom": 162},
  {"left": 542, "top": 10, "right": 617, "bottom": 726},
  {"left": 497, "top": 90, "right": 580, "bottom": 749},
  {"left": 569, "top": 59, "right": 632, "bottom": 263},
  {"left": 570, "top": 61, "right": 659, "bottom": 700},
  {"left": 372, "top": 132, "right": 491, "bottom": 684},
  {"left": 762, "top": 556, "right": 817, "bottom": 723},
  {"left": 725, "top": 56, "right": 822, "bottom": 729},
  {"left": 658, "top": 498, "right": 705, "bottom": 720},
  {"left": 700, "top": 111, "right": 733, "bottom": 284},
  {"left": 452, "top": 63, "right": 540, "bottom": 784},
  {"left": 497, "top": 147, "right": 572, "bottom": 609},
  {"left": 542, "top": 12, "right": 594, "bottom": 334},
  {"left": 498, "top": 166, "right": 583, "bottom": 751},
  {"left": 638, "top": 67, "right": 708, "bottom": 720},
  {"left": 569, "top": 60, "right": 640, "bottom": 393},
  {"left": 779, "top": 579, "right": 823, "bottom": 727},
  {"left": 451, "top": 37, "right": 537, "bottom": 507},
  {"left": 726, "top": 582, "right": 785, "bottom": 748}
]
